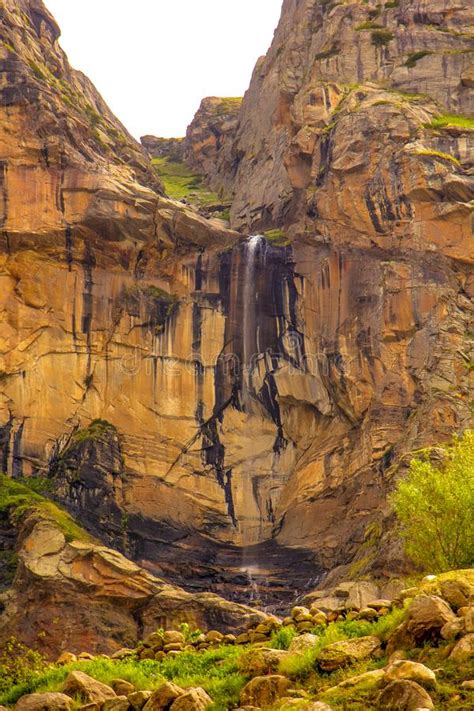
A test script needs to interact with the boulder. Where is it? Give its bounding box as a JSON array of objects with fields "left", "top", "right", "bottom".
[
  {"left": 128, "top": 692, "right": 152, "bottom": 711},
  {"left": 317, "top": 636, "right": 382, "bottom": 672},
  {"left": 15, "top": 694, "right": 74, "bottom": 711},
  {"left": 239, "top": 647, "right": 290, "bottom": 675},
  {"left": 111, "top": 649, "right": 136, "bottom": 660},
  {"left": 102, "top": 698, "right": 130, "bottom": 711},
  {"left": 377, "top": 680, "right": 434, "bottom": 710},
  {"left": 449, "top": 633, "right": 474, "bottom": 663},
  {"left": 240, "top": 675, "right": 291, "bottom": 707},
  {"left": 143, "top": 683, "right": 184, "bottom": 711},
  {"left": 62, "top": 672, "right": 116, "bottom": 704},
  {"left": 387, "top": 596, "right": 456, "bottom": 653},
  {"left": 326, "top": 669, "right": 385, "bottom": 692},
  {"left": 367, "top": 599, "right": 392, "bottom": 611},
  {"left": 439, "top": 579, "right": 472, "bottom": 610},
  {"left": 163, "top": 631, "right": 185, "bottom": 646},
  {"left": 440, "top": 618, "right": 465, "bottom": 640},
  {"left": 384, "top": 661, "right": 436, "bottom": 689},
  {"left": 465, "top": 607, "right": 474, "bottom": 633},
  {"left": 111, "top": 681, "right": 136, "bottom": 696},
  {"left": 55, "top": 653, "right": 77, "bottom": 666},
  {"left": 288, "top": 633, "right": 319, "bottom": 654},
  {"left": 461, "top": 680, "right": 474, "bottom": 690},
  {"left": 169, "top": 688, "right": 212, "bottom": 710}
]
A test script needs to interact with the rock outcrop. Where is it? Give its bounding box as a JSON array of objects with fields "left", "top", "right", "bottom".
[{"left": 0, "top": 0, "right": 473, "bottom": 616}]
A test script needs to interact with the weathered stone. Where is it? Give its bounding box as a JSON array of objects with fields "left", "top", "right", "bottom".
[
  {"left": 128, "top": 692, "right": 152, "bottom": 711},
  {"left": 56, "top": 653, "right": 77, "bottom": 666},
  {"left": 439, "top": 579, "right": 473, "bottom": 611},
  {"left": 239, "top": 647, "right": 291, "bottom": 675},
  {"left": 387, "top": 596, "right": 456, "bottom": 653},
  {"left": 169, "top": 688, "right": 212, "bottom": 711},
  {"left": 325, "top": 669, "right": 385, "bottom": 693},
  {"left": 111, "top": 681, "right": 136, "bottom": 697},
  {"left": 384, "top": 661, "right": 436, "bottom": 689},
  {"left": 15, "top": 694, "right": 73, "bottom": 711},
  {"left": 240, "top": 676, "right": 291, "bottom": 708},
  {"left": 318, "top": 636, "right": 382, "bottom": 672},
  {"left": 449, "top": 634, "right": 474, "bottom": 663},
  {"left": 440, "top": 618, "right": 465, "bottom": 641},
  {"left": 377, "top": 680, "right": 434, "bottom": 710},
  {"left": 102, "top": 698, "right": 130, "bottom": 711},
  {"left": 143, "top": 683, "right": 184, "bottom": 711},
  {"left": 111, "top": 649, "right": 136, "bottom": 660},
  {"left": 288, "top": 633, "right": 318, "bottom": 654},
  {"left": 62, "top": 672, "right": 116, "bottom": 704}
]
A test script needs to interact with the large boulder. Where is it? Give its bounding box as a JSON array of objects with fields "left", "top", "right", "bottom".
[
  {"left": 439, "top": 579, "right": 473, "bottom": 611},
  {"left": 143, "top": 683, "right": 184, "bottom": 711},
  {"left": 377, "top": 680, "right": 434, "bottom": 710},
  {"left": 102, "top": 698, "right": 130, "bottom": 711},
  {"left": 387, "top": 596, "right": 456, "bottom": 653},
  {"left": 449, "top": 634, "right": 474, "bottom": 663},
  {"left": 288, "top": 633, "right": 318, "bottom": 654},
  {"left": 384, "top": 661, "right": 436, "bottom": 689},
  {"left": 62, "top": 672, "right": 116, "bottom": 704},
  {"left": 317, "top": 636, "right": 381, "bottom": 672},
  {"left": 15, "top": 694, "right": 73, "bottom": 711},
  {"left": 169, "top": 688, "right": 212, "bottom": 710},
  {"left": 240, "top": 676, "right": 291, "bottom": 707},
  {"left": 239, "top": 647, "right": 290, "bottom": 675}
]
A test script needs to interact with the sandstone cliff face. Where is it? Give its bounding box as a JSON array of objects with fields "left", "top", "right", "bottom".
[{"left": 0, "top": 0, "right": 472, "bottom": 615}]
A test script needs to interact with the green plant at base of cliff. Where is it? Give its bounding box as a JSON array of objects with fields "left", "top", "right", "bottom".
[
  {"left": 0, "top": 647, "right": 248, "bottom": 710},
  {"left": 405, "top": 50, "right": 432, "bottom": 68},
  {"left": 0, "top": 637, "right": 47, "bottom": 694},
  {"left": 371, "top": 29, "right": 394, "bottom": 46},
  {"left": 151, "top": 157, "right": 221, "bottom": 208},
  {"left": 0, "top": 474, "right": 94, "bottom": 544},
  {"left": 426, "top": 113, "right": 474, "bottom": 131},
  {"left": 414, "top": 149, "right": 461, "bottom": 167},
  {"left": 390, "top": 429, "right": 474, "bottom": 572}
]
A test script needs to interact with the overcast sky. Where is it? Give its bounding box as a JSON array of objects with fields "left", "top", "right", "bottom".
[{"left": 45, "top": 0, "right": 283, "bottom": 139}]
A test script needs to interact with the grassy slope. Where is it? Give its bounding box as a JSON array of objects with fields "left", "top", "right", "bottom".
[{"left": 152, "top": 157, "right": 223, "bottom": 208}]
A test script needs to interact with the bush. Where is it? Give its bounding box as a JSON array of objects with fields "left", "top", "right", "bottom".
[
  {"left": 270, "top": 625, "right": 298, "bottom": 650},
  {"left": 390, "top": 430, "right": 474, "bottom": 572},
  {"left": 0, "top": 638, "right": 47, "bottom": 693}
]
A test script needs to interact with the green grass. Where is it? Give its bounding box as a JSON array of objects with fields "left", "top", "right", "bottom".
[
  {"left": 270, "top": 626, "right": 298, "bottom": 650},
  {"left": 211, "top": 97, "right": 242, "bottom": 115},
  {"left": 414, "top": 149, "right": 461, "bottom": 167},
  {"left": 0, "top": 474, "right": 94, "bottom": 543},
  {"left": 0, "top": 647, "right": 249, "bottom": 711},
  {"left": 151, "top": 157, "right": 222, "bottom": 208},
  {"left": 405, "top": 50, "right": 432, "bottom": 68},
  {"left": 355, "top": 22, "right": 384, "bottom": 31},
  {"left": 426, "top": 113, "right": 474, "bottom": 131}
]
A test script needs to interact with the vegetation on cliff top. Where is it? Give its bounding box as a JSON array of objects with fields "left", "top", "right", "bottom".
[{"left": 152, "top": 156, "right": 223, "bottom": 208}]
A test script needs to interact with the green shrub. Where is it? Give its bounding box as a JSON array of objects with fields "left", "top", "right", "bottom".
[
  {"left": 270, "top": 625, "right": 298, "bottom": 650},
  {"left": 414, "top": 149, "right": 461, "bottom": 167},
  {"left": 371, "top": 29, "right": 394, "bottom": 46},
  {"left": 390, "top": 430, "right": 474, "bottom": 572},
  {"left": 405, "top": 50, "right": 432, "bottom": 68},
  {"left": 0, "top": 638, "right": 47, "bottom": 694},
  {"left": 356, "top": 22, "right": 384, "bottom": 31}
]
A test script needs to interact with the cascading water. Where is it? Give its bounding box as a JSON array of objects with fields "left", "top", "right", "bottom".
[{"left": 241, "top": 235, "right": 265, "bottom": 410}]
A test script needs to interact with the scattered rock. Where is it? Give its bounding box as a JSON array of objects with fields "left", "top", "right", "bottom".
[
  {"left": 449, "top": 633, "right": 474, "bottom": 662},
  {"left": 288, "top": 633, "right": 318, "bottom": 654},
  {"left": 128, "top": 692, "right": 152, "bottom": 711},
  {"left": 239, "top": 647, "right": 290, "bottom": 675},
  {"left": 326, "top": 669, "right": 385, "bottom": 692},
  {"left": 240, "top": 675, "right": 291, "bottom": 707},
  {"left": 111, "top": 649, "right": 136, "bottom": 660},
  {"left": 111, "top": 681, "right": 136, "bottom": 696},
  {"left": 15, "top": 694, "right": 74, "bottom": 711},
  {"left": 461, "top": 680, "right": 474, "bottom": 690},
  {"left": 439, "top": 579, "right": 472, "bottom": 610},
  {"left": 55, "top": 653, "right": 77, "bottom": 666},
  {"left": 317, "top": 636, "right": 382, "bottom": 672},
  {"left": 62, "top": 672, "right": 116, "bottom": 704},
  {"left": 387, "top": 596, "right": 456, "bottom": 653},
  {"left": 440, "top": 618, "right": 465, "bottom": 640},
  {"left": 384, "top": 661, "right": 436, "bottom": 689},
  {"left": 143, "top": 683, "right": 184, "bottom": 711},
  {"left": 169, "top": 688, "right": 212, "bottom": 710},
  {"left": 102, "top": 698, "right": 130, "bottom": 711},
  {"left": 377, "top": 680, "right": 434, "bottom": 710}
]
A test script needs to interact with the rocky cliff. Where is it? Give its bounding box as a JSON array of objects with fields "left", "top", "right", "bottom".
[{"left": 0, "top": 0, "right": 473, "bottom": 624}]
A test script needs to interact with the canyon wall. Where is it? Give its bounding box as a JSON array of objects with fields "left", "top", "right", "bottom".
[{"left": 0, "top": 0, "right": 472, "bottom": 612}]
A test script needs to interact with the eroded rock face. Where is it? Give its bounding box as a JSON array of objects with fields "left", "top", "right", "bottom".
[
  {"left": 0, "top": 507, "right": 267, "bottom": 656},
  {"left": 0, "top": 0, "right": 473, "bottom": 614}
]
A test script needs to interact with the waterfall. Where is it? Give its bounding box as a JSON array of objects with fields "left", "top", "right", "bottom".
[{"left": 241, "top": 235, "right": 265, "bottom": 408}]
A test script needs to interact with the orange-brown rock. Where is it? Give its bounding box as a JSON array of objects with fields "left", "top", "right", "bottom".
[{"left": 0, "top": 0, "right": 472, "bottom": 620}]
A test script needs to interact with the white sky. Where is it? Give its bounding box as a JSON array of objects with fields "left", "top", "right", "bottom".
[{"left": 44, "top": 0, "right": 283, "bottom": 139}]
